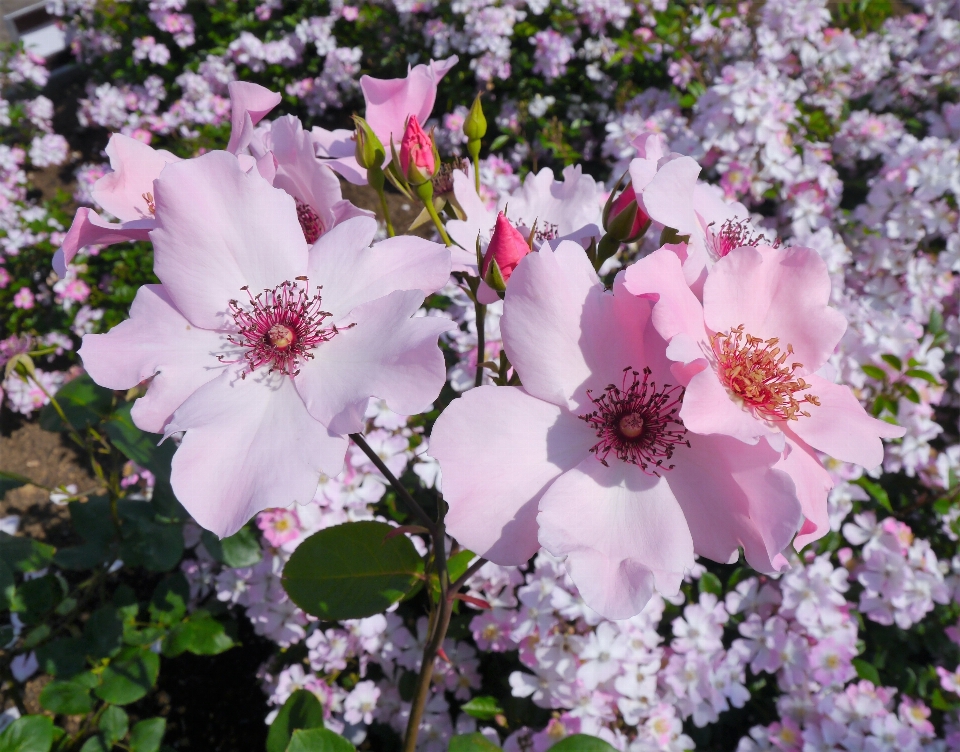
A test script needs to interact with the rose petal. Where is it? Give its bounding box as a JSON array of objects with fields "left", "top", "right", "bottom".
[
  {"left": 166, "top": 369, "right": 346, "bottom": 538},
  {"left": 789, "top": 374, "right": 905, "bottom": 468},
  {"left": 55, "top": 208, "right": 153, "bottom": 276},
  {"left": 703, "top": 246, "right": 847, "bottom": 374},
  {"left": 307, "top": 217, "right": 451, "bottom": 321},
  {"left": 92, "top": 134, "right": 180, "bottom": 222},
  {"left": 150, "top": 151, "right": 307, "bottom": 330},
  {"left": 226, "top": 81, "right": 282, "bottom": 154},
  {"left": 668, "top": 433, "right": 800, "bottom": 573},
  {"left": 679, "top": 367, "right": 776, "bottom": 445},
  {"left": 296, "top": 289, "right": 453, "bottom": 435},
  {"left": 431, "top": 386, "right": 594, "bottom": 566},
  {"left": 78, "top": 285, "right": 226, "bottom": 433},
  {"left": 779, "top": 431, "right": 834, "bottom": 551},
  {"left": 538, "top": 457, "right": 694, "bottom": 620}
]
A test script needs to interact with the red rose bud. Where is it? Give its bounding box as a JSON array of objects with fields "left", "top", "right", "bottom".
[
  {"left": 482, "top": 212, "right": 531, "bottom": 292},
  {"left": 399, "top": 114, "right": 438, "bottom": 185},
  {"left": 604, "top": 184, "right": 650, "bottom": 243}
]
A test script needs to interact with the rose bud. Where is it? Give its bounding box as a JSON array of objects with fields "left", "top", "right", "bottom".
[
  {"left": 399, "top": 114, "right": 439, "bottom": 186},
  {"left": 482, "top": 212, "right": 531, "bottom": 293}
]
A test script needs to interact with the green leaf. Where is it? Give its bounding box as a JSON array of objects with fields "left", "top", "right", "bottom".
[
  {"left": 459, "top": 696, "right": 503, "bottom": 721},
  {"left": 0, "top": 715, "right": 54, "bottom": 752},
  {"left": 130, "top": 718, "right": 167, "bottom": 752},
  {"left": 852, "top": 658, "right": 881, "bottom": 685},
  {"left": 0, "top": 471, "right": 31, "bottom": 500},
  {"left": 78, "top": 737, "right": 107, "bottom": 752},
  {"left": 103, "top": 402, "right": 168, "bottom": 470},
  {"left": 266, "top": 690, "right": 325, "bottom": 752},
  {"left": 118, "top": 502, "right": 183, "bottom": 572},
  {"left": 488, "top": 135, "right": 510, "bottom": 151},
  {"left": 129, "top": 719, "right": 166, "bottom": 752},
  {"left": 853, "top": 477, "right": 893, "bottom": 513},
  {"left": 880, "top": 353, "right": 902, "bottom": 371},
  {"left": 904, "top": 368, "right": 939, "bottom": 385},
  {"left": 698, "top": 571, "right": 723, "bottom": 597},
  {"left": 896, "top": 382, "right": 921, "bottom": 404},
  {"left": 163, "top": 613, "right": 235, "bottom": 657},
  {"left": 0, "top": 533, "right": 55, "bottom": 574},
  {"left": 39, "top": 678, "right": 95, "bottom": 715},
  {"left": 0, "top": 560, "right": 13, "bottom": 610},
  {"left": 861, "top": 364, "right": 886, "bottom": 381},
  {"left": 549, "top": 735, "right": 618, "bottom": 751},
  {"left": 202, "top": 526, "right": 262, "bottom": 568},
  {"left": 448, "top": 734, "right": 501, "bottom": 752},
  {"left": 149, "top": 574, "right": 189, "bottom": 626},
  {"left": 36, "top": 638, "right": 88, "bottom": 678},
  {"left": 94, "top": 647, "right": 160, "bottom": 705},
  {"left": 85, "top": 607, "right": 124, "bottom": 660},
  {"left": 282, "top": 521, "right": 424, "bottom": 620},
  {"left": 99, "top": 706, "right": 129, "bottom": 747},
  {"left": 39, "top": 374, "right": 114, "bottom": 432},
  {"left": 285, "top": 728, "right": 356, "bottom": 752},
  {"left": 14, "top": 575, "right": 62, "bottom": 624}
]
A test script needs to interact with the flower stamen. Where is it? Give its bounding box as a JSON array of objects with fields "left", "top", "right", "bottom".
[
  {"left": 579, "top": 367, "right": 689, "bottom": 475},
  {"left": 711, "top": 324, "right": 819, "bottom": 421},
  {"left": 708, "top": 218, "right": 778, "bottom": 259},
  {"left": 219, "top": 277, "right": 343, "bottom": 378}
]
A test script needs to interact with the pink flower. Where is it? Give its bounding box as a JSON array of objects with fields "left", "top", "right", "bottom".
[
  {"left": 0, "top": 267, "right": 10, "bottom": 288},
  {"left": 625, "top": 247, "right": 905, "bottom": 549},
  {"left": 257, "top": 507, "right": 301, "bottom": 548},
  {"left": 398, "top": 115, "right": 436, "bottom": 182},
  {"left": 311, "top": 56, "right": 458, "bottom": 184},
  {"left": 361, "top": 56, "right": 457, "bottom": 150},
  {"left": 78, "top": 151, "right": 453, "bottom": 537},
  {"left": 481, "top": 213, "right": 530, "bottom": 288},
  {"left": 13, "top": 287, "right": 34, "bottom": 310},
  {"left": 431, "top": 243, "right": 802, "bottom": 619}
]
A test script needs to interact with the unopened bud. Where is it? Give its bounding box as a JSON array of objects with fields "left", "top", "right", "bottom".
[
  {"left": 352, "top": 115, "right": 385, "bottom": 171},
  {"left": 463, "top": 93, "right": 487, "bottom": 142},
  {"left": 482, "top": 212, "right": 531, "bottom": 292},
  {"left": 603, "top": 184, "right": 650, "bottom": 244},
  {"left": 5, "top": 353, "right": 35, "bottom": 381},
  {"left": 399, "top": 115, "right": 438, "bottom": 186}
]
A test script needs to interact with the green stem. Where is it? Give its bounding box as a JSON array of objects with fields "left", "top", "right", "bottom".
[
  {"left": 474, "top": 300, "right": 486, "bottom": 388},
  {"left": 424, "top": 198, "right": 453, "bottom": 247},
  {"left": 377, "top": 187, "right": 395, "bottom": 237},
  {"left": 349, "top": 433, "right": 437, "bottom": 534},
  {"left": 473, "top": 154, "right": 481, "bottom": 194}
]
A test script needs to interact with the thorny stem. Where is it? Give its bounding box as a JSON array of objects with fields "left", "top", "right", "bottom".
[
  {"left": 474, "top": 300, "right": 486, "bottom": 388},
  {"left": 349, "top": 433, "right": 437, "bottom": 534}
]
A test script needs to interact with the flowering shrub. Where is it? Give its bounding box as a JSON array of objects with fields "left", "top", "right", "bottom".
[{"left": 0, "top": 0, "right": 959, "bottom": 751}]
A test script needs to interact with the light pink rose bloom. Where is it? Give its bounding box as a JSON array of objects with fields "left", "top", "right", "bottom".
[
  {"left": 55, "top": 81, "right": 282, "bottom": 277},
  {"left": 431, "top": 243, "right": 803, "bottom": 619},
  {"left": 243, "top": 114, "right": 372, "bottom": 244},
  {"left": 446, "top": 165, "right": 603, "bottom": 301},
  {"left": 624, "top": 247, "right": 905, "bottom": 548},
  {"left": 311, "top": 56, "right": 458, "bottom": 184},
  {"left": 78, "top": 152, "right": 453, "bottom": 537},
  {"left": 627, "top": 131, "right": 774, "bottom": 290}
]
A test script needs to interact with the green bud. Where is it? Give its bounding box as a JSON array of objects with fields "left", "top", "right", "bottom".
[
  {"left": 482, "top": 255, "right": 507, "bottom": 295},
  {"left": 463, "top": 93, "right": 487, "bottom": 142},
  {"left": 5, "top": 353, "right": 35, "bottom": 381},
  {"left": 352, "top": 115, "right": 386, "bottom": 171}
]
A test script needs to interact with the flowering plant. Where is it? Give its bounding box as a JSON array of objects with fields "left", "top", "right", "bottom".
[{"left": 0, "top": 0, "right": 959, "bottom": 750}]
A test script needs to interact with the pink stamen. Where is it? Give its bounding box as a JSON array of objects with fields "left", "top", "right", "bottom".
[
  {"left": 579, "top": 366, "right": 689, "bottom": 475},
  {"left": 220, "top": 277, "right": 342, "bottom": 378},
  {"left": 708, "top": 218, "right": 779, "bottom": 259}
]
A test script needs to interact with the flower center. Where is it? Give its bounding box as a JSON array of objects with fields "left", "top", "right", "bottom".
[
  {"left": 579, "top": 366, "right": 689, "bottom": 475},
  {"left": 221, "top": 277, "right": 342, "bottom": 377},
  {"left": 711, "top": 324, "right": 819, "bottom": 421},
  {"left": 296, "top": 199, "right": 324, "bottom": 245},
  {"left": 708, "top": 218, "right": 778, "bottom": 259}
]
